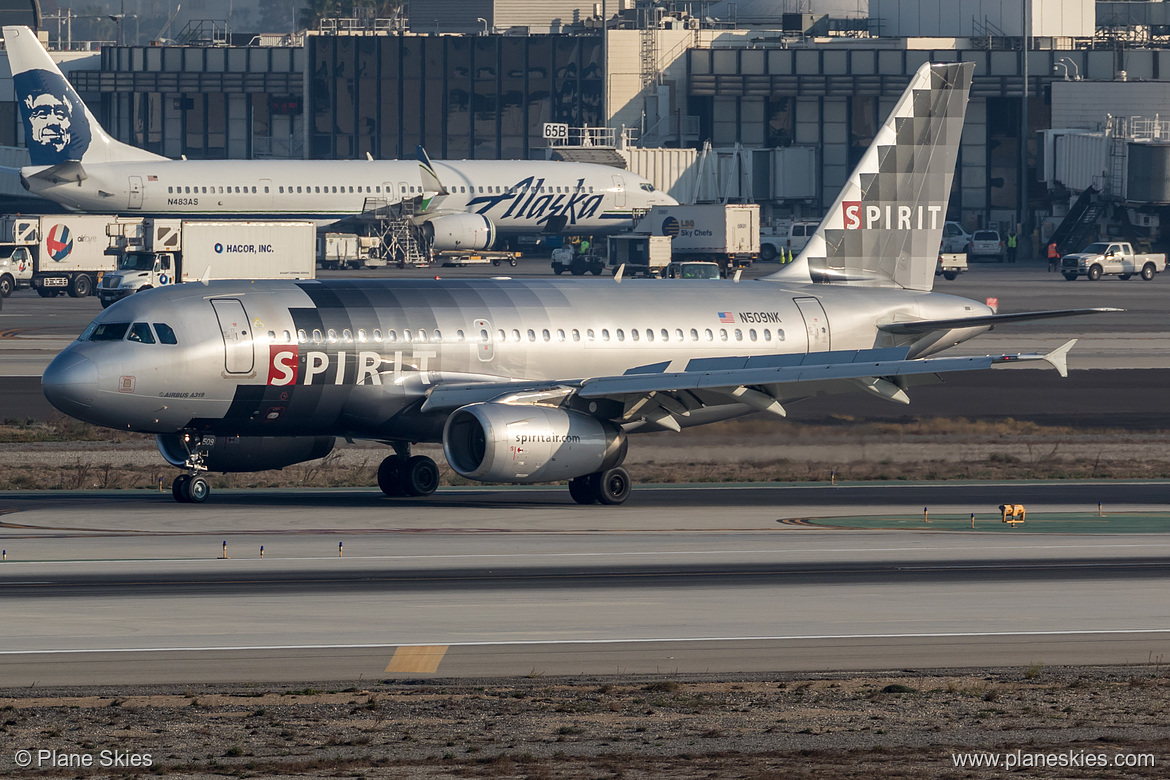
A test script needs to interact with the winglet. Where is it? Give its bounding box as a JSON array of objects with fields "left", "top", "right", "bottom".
[
  {"left": 614, "top": 264, "right": 625, "bottom": 283},
  {"left": 200, "top": 266, "right": 211, "bottom": 285},
  {"left": 1043, "top": 339, "right": 1076, "bottom": 378},
  {"left": 416, "top": 145, "right": 448, "bottom": 195}
]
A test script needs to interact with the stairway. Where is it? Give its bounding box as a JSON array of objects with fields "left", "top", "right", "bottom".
[{"left": 1050, "top": 186, "right": 1100, "bottom": 255}]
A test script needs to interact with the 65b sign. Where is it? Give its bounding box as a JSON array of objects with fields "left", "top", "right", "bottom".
[{"left": 542, "top": 123, "right": 568, "bottom": 140}]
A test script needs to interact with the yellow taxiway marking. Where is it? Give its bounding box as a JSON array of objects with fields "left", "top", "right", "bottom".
[{"left": 384, "top": 645, "right": 448, "bottom": 674}]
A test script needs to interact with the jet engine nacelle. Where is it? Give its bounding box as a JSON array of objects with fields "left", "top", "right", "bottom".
[
  {"left": 422, "top": 213, "right": 495, "bottom": 251},
  {"left": 443, "top": 403, "right": 627, "bottom": 483},
  {"left": 156, "top": 434, "right": 335, "bottom": 472}
]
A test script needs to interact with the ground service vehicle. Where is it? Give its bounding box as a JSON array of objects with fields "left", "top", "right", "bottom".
[
  {"left": 662, "top": 260, "right": 721, "bottom": 279},
  {"left": 968, "top": 229, "right": 1005, "bottom": 262},
  {"left": 935, "top": 252, "right": 968, "bottom": 281},
  {"left": 759, "top": 220, "right": 817, "bottom": 261},
  {"left": 606, "top": 234, "right": 672, "bottom": 277},
  {"left": 99, "top": 221, "right": 315, "bottom": 307},
  {"left": 551, "top": 244, "right": 605, "bottom": 275},
  {"left": 941, "top": 221, "right": 972, "bottom": 253},
  {"left": 25, "top": 214, "right": 131, "bottom": 298},
  {"left": 1059, "top": 241, "right": 1167, "bottom": 281},
  {"left": 437, "top": 250, "right": 519, "bottom": 267},
  {"left": 635, "top": 204, "right": 759, "bottom": 269},
  {"left": 317, "top": 232, "right": 384, "bottom": 270},
  {"left": 0, "top": 216, "right": 39, "bottom": 296}
]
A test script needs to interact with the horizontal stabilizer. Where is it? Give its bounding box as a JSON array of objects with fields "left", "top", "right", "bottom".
[
  {"left": 24, "top": 161, "right": 87, "bottom": 184},
  {"left": 878, "top": 308, "right": 1121, "bottom": 336}
]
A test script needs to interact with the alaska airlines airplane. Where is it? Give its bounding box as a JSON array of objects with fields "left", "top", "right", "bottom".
[
  {"left": 42, "top": 62, "right": 1107, "bottom": 505},
  {"left": 2, "top": 25, "right": 675, "bottom": 249}
]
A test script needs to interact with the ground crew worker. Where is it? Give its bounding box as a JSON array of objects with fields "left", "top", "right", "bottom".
[
  {"left": 1047, "top": 241, "right": 1059, "bottom": 272},
  {"left": 1006, "top": 230, "right": 1017, "bottom": 263}
]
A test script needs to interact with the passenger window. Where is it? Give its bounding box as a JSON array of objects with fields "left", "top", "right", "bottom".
[
  {"left": 586, "top": 328, "right": 595, "bottom": 341},
  {"left": 342, "top": 329, "right": 353, "bottom": 343},
  {"left": 297, "top": 186, "right": 302, "bottom": 193},
  {"left": 497, "top": 329, "right": 505, "bottom": 342},
  {"left": 629, "top": 329, "right": 638, "bottom": 342},
  {"left": 601, "top": 329, "right": 610, "bottom": 342},
  {"left": 690, "top": 328, "right": 699, "bottom": 341},
  {"left": 252, "top": 186, "right": 257, "bottom": 193},
  {"left": 659, "top": 328, "right": 668, "bottom": 342},
  {"left": 416, "top": 330, "right": 428, "bottom": 343},
  {"left": 749, "top": 329, "right": 757, "bottom": 341},
  {"left": 433, "top": 329, "right": 441, "bottom": 341},
  {"left": 312, "top": 329, "right": 323, "bottom": 343},
  {"left": 557, "top": 329, "right": 565, "bottom": 342},
  {"left": 90, "top": 322, "right": 130, "bottom": 341},
  {"left": 777, "top": 329, "right": 785, "bottom": 341},
  {"left": 327, "top": 329, "right": 338, "bottom": 343},
  {"left": 403, "top": 329, "right": 413, "bottom": 342},
  {"left": 764, "top": 329, "right": 771, "bottom": 341},
  {"left": 479, "top": 329, "right": 489, "bottom": 342},
  {"left": 457, "top": 329, "right": 465, "bottom": 342},
  {"left": 571, "top": 329, "right": 580, "bottom": 342},
  {"left": 267, "top": 330, "right": 276, "bottom": 341},
  {"left": 264, "top": 186, "right": 269, "bottom": 193},
  {"left": 512, "top": 329, "right": 521, "bottom": 342},
  {"left": 167, "top": 186, "right": 173, "bottom": 193},
  {"left": 297, "top": 329, "right": 308, "bottom": 343},
  {"left": 387, "top": 329, "right": 398, "bottom": 343},
  {"left": 704, "top": 329, "right": 714, "bottom": 341},
  {"left": 735, "top": 329, "right": 743, "bottom": 341},
  {"left": 373, "top": 329, "right": 383, "bottom": 342},
  {"left": 279, "top": 186, "right": 284, "bottom": 193},
  {"left": 282, "top": 330, "right": 291, "bottom": 342},
  {"left": 154, "top": 323, "right": 178, "bottom": 344},
  {"left": 720, "top": 329, "right": 729, "bottom": 341},
  {"left": 542, "top": 329, "right": 551, "bottom": 342},
  {"left": 357, "top": 329, "right": 367, "bottom": 342},
  {"left": 127, "top": 322, "right": 155, "bottom": 344},
  {"left": 645, "top": 329, "right": 653, "bottom": 342},
  {"left": 675, "top": 328, "right": 684, "bottom": 341},
  {"left": 527, "top": 329, "right": 536, "bottom": 342},
  {"left": 616, "top": 329, "right": 625, "bottom": 342}
]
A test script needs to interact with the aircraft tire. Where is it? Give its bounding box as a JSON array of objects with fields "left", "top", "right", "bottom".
[
  {"left": 568, "top": 476, "right": 596, "bottom": 505},
  {"left": 593, "top": 467, "right": 631, "bottom": 506},
  {"left": 172, "top": 474, "right": 191, "bottom": 503},
  {"left": 402, "top": 455, "right": 440, "bottom": 497},
  {"left": 186, "top": 476, "right": 210, "bottom": 503},
  {"left": 377, "top": 456, "right": 405, "bottom": 497}
]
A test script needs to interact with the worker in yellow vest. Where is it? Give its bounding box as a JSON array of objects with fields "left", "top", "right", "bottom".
[{"left": 1006, "top": 230, "right": 1018, "bottom": 263}]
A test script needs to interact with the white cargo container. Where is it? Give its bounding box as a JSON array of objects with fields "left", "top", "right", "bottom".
[
  {"left": 99, "top": 221, "right": 315, "bottom": 307},
  {"left": 636, "top": 204, "right": 759, "bottom": 268}
]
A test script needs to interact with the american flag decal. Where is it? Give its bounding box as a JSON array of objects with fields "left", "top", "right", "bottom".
[{"left": 717, "top": 312, "right": 734, "bottom": 323}]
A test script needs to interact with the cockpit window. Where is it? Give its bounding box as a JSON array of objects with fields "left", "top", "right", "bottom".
[
  {"left": 89, "top": 322, "right": 130, "bottom": 341},
  {"left": 640, "top": 182, "right": 655, "bottom": 192},
  {"left": 153, "top": 323, "right": 178, "bottom": 344},
  {"left": 127, "top": 322, "right": 156, "bottom": 344}
]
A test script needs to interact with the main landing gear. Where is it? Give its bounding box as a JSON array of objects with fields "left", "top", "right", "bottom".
[
  {"left": 567, "top": 466, "right": 632, "bottom": 506},
  {"left": 171, "top": 433, "right": 213, "bottom": 503},
  {"left": 377, "top": 444, "right": 440, "bottom": 498}
]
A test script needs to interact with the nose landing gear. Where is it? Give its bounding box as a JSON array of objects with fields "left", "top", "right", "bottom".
[{"left": 171, "top": 433, "right": 213, "bottom": 503}]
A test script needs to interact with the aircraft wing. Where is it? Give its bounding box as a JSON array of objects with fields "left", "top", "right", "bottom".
[
  {"left": 420, "top": 342, "right": 1076, "bottom": 430},
  {"left": 878, "top": 308, "right": 1120, "bottom": 335}
]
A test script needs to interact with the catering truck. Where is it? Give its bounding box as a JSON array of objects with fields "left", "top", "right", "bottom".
[
  {"left": 635, "top": 204, "right": 759, "bottom": 269},
  {"left": 1059, "top": 241, "right": 1167, "bottom": 281},
  {"left": 99, "top": 220, "right": 315, "bottom": 307}
]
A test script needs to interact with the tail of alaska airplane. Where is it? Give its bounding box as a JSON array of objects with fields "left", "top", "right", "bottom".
[
  {"left": 3, "top": 25, "right": 164, "bottom": 167},
  {"left": 766, "top": 62, "right": 973, "bottom": 291}
]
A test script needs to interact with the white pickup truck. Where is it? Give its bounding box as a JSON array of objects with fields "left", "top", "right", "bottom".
[{"left": 1059, "top": 241, "right": 1167, "bottom": 281}]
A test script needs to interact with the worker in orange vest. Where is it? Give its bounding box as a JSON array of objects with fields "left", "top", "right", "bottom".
[{"left": 1047, "top": 241, "right": 1059, "bottom": 272}]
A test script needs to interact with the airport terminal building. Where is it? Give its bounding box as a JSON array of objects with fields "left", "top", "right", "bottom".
[{"left": 4, "top": 0, "right": 1170, "bottom": 243}]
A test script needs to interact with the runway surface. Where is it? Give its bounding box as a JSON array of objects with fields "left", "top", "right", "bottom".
[{"left": 2, "top": 483, "right": 1170, "bottom": 685}]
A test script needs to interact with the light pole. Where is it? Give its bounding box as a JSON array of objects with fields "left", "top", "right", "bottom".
[{"left": 1055, "top": 57, "right": 1080, "bottom": 81}]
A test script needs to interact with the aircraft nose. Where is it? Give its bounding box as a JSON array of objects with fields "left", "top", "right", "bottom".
[{"left": 42, "top": 350, "right": 98, "bottom": 417}]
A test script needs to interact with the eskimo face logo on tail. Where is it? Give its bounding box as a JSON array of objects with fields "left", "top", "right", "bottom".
[
  {"left": 13, "top": 69, "right": 92, "bottom": 166},
  {"left": 46, "top": 224, "right": 73, "bottom": 261}
]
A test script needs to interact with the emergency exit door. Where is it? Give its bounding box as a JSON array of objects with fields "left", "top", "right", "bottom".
[
  {"left": 211, "top": 298, "right": 255, "bottom": 374},
  {"left": 128, "top": 176, "right": 143, "bottom": 209},
  {"left": 794, "top": 297, "right": 831, "bottom": 352}
]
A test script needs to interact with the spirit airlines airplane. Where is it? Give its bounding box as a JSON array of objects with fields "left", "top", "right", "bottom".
[
  {"left": 42, "top": 62, "right": 1107, "bottom": 505},
  {"left": 2, "top": 25, "right": 675, "bottom": 249}
]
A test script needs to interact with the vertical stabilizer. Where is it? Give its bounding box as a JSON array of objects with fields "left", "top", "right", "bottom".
[
  {"left": 3, "top": 25, "right": 164, "bottom": 166},
  {"left": 766, "top": 62, "right": 973, "bottom": 291}
]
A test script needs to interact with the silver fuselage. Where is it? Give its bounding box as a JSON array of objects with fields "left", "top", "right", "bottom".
[{"left": 43, "top": 278, "right": 992, "bottom": 441}]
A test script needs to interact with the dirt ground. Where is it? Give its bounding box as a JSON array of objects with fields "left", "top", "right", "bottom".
[{"left": 2, "top": 667, "right": 1168, "bottom": 778}]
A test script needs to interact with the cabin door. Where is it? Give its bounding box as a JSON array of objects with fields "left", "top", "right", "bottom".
[
  {"left": 128, "top": 176, "right": 143, "bottom": 209},
  {"left": 211, "top": 298, "right": 255, "bottom": 374},
  {"left": 794, "top": 297, "right": 831, "bottom": 352}
]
